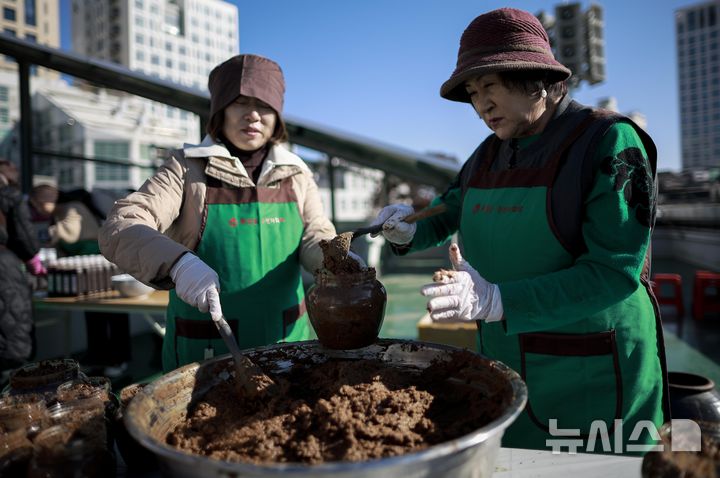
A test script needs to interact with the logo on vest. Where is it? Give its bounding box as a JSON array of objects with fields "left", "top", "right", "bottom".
[
  {"left": 230, "top": 217, "right": 286, "bottom": 226},
  {"left": 472, "top": 203, "right": 523, "bottom": 214}
]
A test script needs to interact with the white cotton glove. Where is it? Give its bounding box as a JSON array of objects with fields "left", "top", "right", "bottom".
[
  {"left": 421, "top": 244, "right": 504, "bottom": 323},
  {"left": 369, "top": 204, "right": 416, "bottom": 245},
  {"left": 207, "top": 287, "right": 223, "bottom": 322},
  {"left": 169, "top": 253, "right": 220, "bottom": 313}
]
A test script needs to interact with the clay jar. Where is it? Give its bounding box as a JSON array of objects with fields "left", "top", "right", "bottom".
[
  {"left": 307, "top": 269, "right": 386, "bottom": 349},
  {"left": 668, "top": 371, "right": 720, "bottom": 423}
]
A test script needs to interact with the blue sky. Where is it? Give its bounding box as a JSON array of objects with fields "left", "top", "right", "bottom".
[{"left": 61, "top": 0, "right": 697, "bottom": 172}]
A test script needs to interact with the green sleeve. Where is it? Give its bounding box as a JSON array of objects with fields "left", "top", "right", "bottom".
[
  {"left": 499, "top": 122, "right": 655, "bottom": 335},
  {"left": 406, "top": 186, "right": 462, "bottom": 252}
]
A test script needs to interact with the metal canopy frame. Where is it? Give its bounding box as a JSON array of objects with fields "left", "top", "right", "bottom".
[{"left": 0, "top": 34, "right": 459, "bottom": 196}]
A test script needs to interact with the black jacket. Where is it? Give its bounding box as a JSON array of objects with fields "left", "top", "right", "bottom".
[{"left": 0, "top": 185, "right": 39, "bottom": 365}]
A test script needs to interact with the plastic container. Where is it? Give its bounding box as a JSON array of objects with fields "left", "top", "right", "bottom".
[
  {"left": 306, "top": 269, "right": 387, "bottom": 349},
  {"left": 8, "top": 359, "right": 82, "bottom": 402},
  {"left": 0, "top": 396, "right": 48, "bottom": 435},
  {"left": 48, "top": 396, "right": 108, "bottom": 449},
  {"left": 28, "top": 424, "right": 115, "bottom": 478},
  {"left": 0, "top": 428, "right": 33, "bottom": 477},
  {"left": 56, "top": 376, "right": 112, "bottom": 404}
]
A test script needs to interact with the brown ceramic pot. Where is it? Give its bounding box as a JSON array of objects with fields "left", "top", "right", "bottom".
[{"left": 306, "top": 269, "right": 387, "bottom": 349}]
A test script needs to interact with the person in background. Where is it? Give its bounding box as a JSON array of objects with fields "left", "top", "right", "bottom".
[
  {"left": 100, "top": 54, "right": 356, "bottom": 373},
  {"left": 29, "top": 182, "right": 131, "bottom": 377},
  {"left": 370, "top": 8, "right": 667, "bottom": 452},
  {"left": 0, "top": 160, "right": 42, "bottom": 377}
]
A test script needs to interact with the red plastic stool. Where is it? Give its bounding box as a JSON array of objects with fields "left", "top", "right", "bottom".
[
  {"left": 692, "top": 270, "right": 720, "bottom": 321},
  {"left": 652, "top": 273, "right": 685, "bottom": 336}
]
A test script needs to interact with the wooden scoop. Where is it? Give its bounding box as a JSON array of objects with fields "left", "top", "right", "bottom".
[
  {"left": 350, "top": 203, "right": 448, "bottom": 242},
  {"left": 208, "top": 289, "right": 276, "bottom": 398}
]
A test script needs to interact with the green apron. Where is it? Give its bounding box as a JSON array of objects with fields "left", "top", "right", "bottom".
[
  {"left": 162, "top": 177, "right": 310, "bottom": 372},
  {"left": 460, "top": 137, "right": 665, "bottom": 453}
]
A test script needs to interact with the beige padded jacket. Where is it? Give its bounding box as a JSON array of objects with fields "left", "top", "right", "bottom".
[
  {"left": 98, "top": 136, "right": 336, "bottom": 289},
  {"left": 50, "top": 201, "right": 101, "bottom": 245}
]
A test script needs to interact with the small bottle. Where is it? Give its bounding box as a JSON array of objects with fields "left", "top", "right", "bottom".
[
  {"left": 59, "top": 259, "right": 70, "bottom": 297},
  {"left": 46, "top": 258, "right": 58, "bottom": 297},
  {"left": 68, "top": 257, "right": 79, "bottom": 297}
]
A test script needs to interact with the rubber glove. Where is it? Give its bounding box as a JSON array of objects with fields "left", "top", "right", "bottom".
[
  {"left": 368, "top": 204, "right": 416, "bottom": 245},
  {"left": 25, "top": 254, "right": 47, "bottom": 276},
  {"left": 420, "top": 244, "right": 504, "bottom": 323},
  {"left": 169, "top": 253, "right": 220, "bottom": 313}
]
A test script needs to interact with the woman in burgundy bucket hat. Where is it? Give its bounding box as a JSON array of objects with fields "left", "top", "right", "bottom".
[
  {"left": 370, "top": 8, "right": 668, "bottom": 453},
  {"left": 99, "top": 54, "right": 362, "bottom": 372}
]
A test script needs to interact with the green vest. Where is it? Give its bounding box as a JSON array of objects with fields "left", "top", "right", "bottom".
[
  {"left": 162, "top": 176, "right": 310, "bottom": 371},
  {"left": 460, "top": 113, "right": 667, "bottom": 453}
]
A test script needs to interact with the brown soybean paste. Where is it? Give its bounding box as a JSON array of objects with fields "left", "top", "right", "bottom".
[{"left": 167, "top": 350, "right": 509, "bottom": 465}]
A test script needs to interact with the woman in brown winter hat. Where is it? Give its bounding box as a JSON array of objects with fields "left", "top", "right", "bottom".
[
  {"left": 370, "top": 8, "right": 667, "bottom": 453},
  {"left": 99, "top": 54, "right": 354, "bottom": 372}
]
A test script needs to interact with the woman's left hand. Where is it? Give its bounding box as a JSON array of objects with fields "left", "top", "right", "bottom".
[{"left": 421, "top": 244, "right": 504, "bottom": 323}]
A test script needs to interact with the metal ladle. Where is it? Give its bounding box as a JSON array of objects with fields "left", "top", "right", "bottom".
[
  {"left": 208, "top": 290, "right": 276, "bottom": 398},
  {"left": 343, "top": 203, "right": 448, "bottom": 253}
]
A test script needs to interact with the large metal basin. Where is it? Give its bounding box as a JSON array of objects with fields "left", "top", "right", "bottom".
[{"left": 125, "top": 339, "right": 527, "bottom": 478}]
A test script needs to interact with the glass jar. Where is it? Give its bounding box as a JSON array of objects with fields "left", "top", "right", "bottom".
[
  {"left": 28, "top": 424, "right": 114, "bottom": 478},
  {"left": 306, "top": 268, "right": 387, "bottom": 349}
]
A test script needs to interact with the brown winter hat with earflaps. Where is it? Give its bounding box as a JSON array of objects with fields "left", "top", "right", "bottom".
[
  {"left": 207, "top": 54, "right": 287, "bottom": 139},
  {"left": 440, "top": 8, "right": 572, "bottom": 103}
]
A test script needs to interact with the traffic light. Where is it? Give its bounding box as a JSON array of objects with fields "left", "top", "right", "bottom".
[
  {"left": 585, "top": 4, "right": 606, "bottom": 84},
  {"left": 554, "top": 3, "right": 585, "bottom": 79}
]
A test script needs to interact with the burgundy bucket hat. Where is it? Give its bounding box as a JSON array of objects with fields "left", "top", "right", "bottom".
[
  {"left": 440, "top": 8, "right": 571, "bottom": 103},
  {"left": 208, "top": 54, "right": 285, "bottom": 124}
]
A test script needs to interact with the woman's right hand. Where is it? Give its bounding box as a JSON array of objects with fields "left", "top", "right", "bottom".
[
  {"left": 369, "top": 204, "right": 416, "bottom": 245},
  {"left": 169, "top": 253, "right": 220, "bottom": 313}
]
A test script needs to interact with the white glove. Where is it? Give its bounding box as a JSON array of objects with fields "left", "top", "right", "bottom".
[
  {"left": 420, "top": 244, "right": 504, "bottom": 323},
  {"left": 169, "top": 253, "right": 220, "bottom": 313},
  {"left": 369, "top": 204, "right": 416, "bottom": 245},
  {"left": 207, "top": 287, "right": 223, "bottom": 322}
]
